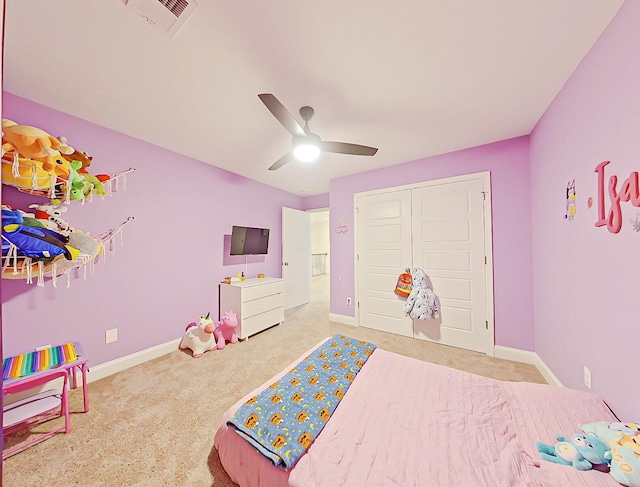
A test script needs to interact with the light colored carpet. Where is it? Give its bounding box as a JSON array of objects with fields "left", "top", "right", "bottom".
[{"left": 3, "top": 274, "right": 545, "bottom": 486}]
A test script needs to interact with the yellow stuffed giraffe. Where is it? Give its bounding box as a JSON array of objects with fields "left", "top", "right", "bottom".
[{"left": 2, "top": 119, "right": 74, "bottom": 160}]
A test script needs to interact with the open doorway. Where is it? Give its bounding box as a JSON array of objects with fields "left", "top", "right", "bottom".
[{"left": 308, "top": 209, "right": 330, "bottom": 305}]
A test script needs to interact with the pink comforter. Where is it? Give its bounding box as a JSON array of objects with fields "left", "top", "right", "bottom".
[{"left": 215, "top": 346, "right": 620, "bottom": 487}]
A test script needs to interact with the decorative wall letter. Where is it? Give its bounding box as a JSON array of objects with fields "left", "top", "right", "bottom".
[{"left": 594, "top": 160, "right": 640, "bottom": 234}]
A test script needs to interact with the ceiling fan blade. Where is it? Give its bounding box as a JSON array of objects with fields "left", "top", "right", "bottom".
[
  {"left": 258, "top": 94, "right": 305, "bottom": 137},
  {"left": 320, "top": 141, "right": 378, "bottom": 156},
  {"left": 268, "top": 152, "right": 294, "bottom": 171}
]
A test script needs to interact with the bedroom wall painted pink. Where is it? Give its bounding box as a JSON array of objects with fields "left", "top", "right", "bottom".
[
  {"left": 1, "top": 93, "right": 303, "bottom": 366},
  {"left": 530, "top": 0, "right": 639, "bottom": 419},
  {"left": 329, "top": 136, "right": 535, "bottom": 351}
]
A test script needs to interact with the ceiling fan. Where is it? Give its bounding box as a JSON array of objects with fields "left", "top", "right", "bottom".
[{"left": 258, "top": 93, "right": 378, "bottom": 171}]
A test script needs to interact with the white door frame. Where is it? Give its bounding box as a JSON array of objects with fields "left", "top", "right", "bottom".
[{"left": 354, "top": 171, "right": 495, "bottom": 356}]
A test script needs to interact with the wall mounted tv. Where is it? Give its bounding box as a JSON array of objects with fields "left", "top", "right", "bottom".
[{"left": 230, "top": 226, "right": 270, "bottom": 255}]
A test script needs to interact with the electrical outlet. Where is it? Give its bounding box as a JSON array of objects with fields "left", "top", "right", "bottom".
[
  {"left": 347, "top": 297, "right": 352, "bottom": 306},
  {"left": 583, "top": 366, "right": 592, "bottom": 389},
  {"left": 106, "top": 328, "right": 118, "bottom": 344}
]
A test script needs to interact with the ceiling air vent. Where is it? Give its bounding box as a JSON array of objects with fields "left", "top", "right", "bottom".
[{"left": 123, "top": 0, "right": 198, "bottom": 38}]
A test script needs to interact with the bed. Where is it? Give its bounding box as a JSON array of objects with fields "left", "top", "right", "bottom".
[{"left": 214, "top": 335, "right": 628, "bottom": 487}]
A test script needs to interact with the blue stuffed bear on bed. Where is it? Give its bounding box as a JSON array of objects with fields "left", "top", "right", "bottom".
[{"left": 535, "top": 432, "right": 612, "bottom": 471}]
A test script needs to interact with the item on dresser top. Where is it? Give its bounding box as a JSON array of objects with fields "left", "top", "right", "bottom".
[
  {"left": 214, "top": 310, "right": 239, "bottom": 350},
  {"left": 179, "top": 312, "right": 217, "bottom": 358}
]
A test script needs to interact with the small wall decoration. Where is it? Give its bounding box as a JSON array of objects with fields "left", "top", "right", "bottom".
[
  {"left": 564, "top": 179, "right": 576, "bottom": 220},
  {"left": 594, "top": 160, "right": 640, "bottom": 234},
  {"left": 335, "top": 218, "right": 348, "bottom": 234},
  {"left": 631, "top": 214, "right": 640, "bottom": 232}
]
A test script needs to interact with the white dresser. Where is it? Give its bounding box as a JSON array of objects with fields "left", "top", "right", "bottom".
[{"left": 219, "top": 277, "right": 284, "bottom": 340}]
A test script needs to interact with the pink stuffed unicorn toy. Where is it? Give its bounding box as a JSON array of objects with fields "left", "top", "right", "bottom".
[{"left": 214, "top": 310, "right": 239, "bottom": 349}]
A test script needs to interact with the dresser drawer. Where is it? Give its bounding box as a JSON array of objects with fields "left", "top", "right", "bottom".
[
  {"left": 219, "top": 277, "right": 284, "bottom": 340},
  {"left": 242, "top": 293, "right": 283, "bottom": 319},
  {"left": 241, "top": 307, "right": 285, "bottom": 339},
  {"left": 242, "top": 281, "right": 284, "bottom": 301}
]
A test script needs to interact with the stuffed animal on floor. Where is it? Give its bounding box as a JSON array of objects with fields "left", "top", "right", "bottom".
[
  {"left": 214, "top": 310, "right": 239, "bottom": 349},
  {"left": 535, "top": 432, "right": 612, "bottom": 471},
  {"left": 179, "top": 312, "right": 217, "bottom": 358}
]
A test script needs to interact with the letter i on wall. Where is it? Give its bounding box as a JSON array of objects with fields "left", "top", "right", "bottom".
[{"left": 564, "top": 179, "right": 576, "bottom": 220}]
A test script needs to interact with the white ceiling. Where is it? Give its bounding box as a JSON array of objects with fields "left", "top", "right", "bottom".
[{"left": 3, "top": 0, "right": 624, "bottom": 197}]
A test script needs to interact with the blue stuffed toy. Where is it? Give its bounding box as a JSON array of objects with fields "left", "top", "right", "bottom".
[{"left": 535, "top": 432, "right": 612, "bottom": 471}]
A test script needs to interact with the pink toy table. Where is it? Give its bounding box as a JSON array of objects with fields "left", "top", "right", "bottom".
[
  {"left": 2, "top": 342, "right": 90, "bottom": 414},
  {"left": 2, "top": 369, "right": 70, "bottom": 459},
  {"left": 2, "top": 343, "right": 90, "bottom": 458}
]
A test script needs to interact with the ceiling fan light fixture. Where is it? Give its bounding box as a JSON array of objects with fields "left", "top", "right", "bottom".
[
  {"left": 259, "top": 94, "right": 378, "bottom": 170},
  {"left": 293, "top": 144, "right": 320, "bottom": 162},
  {"left": 292, "top": 135, "right": 320, "bottom": 163}
]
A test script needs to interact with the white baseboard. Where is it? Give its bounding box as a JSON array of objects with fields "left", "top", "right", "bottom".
[
  {"left": 87, "top": 338, "right": 182, "bottom": 383},
  {"left": 328, "top": 313, "right": 357, "bottom": 326},
  {"left": 494, "top": 345, "right": 563, "bottom": 387},
  {"left": 4, "top": 338, "right": 183, "bottom": 405}
]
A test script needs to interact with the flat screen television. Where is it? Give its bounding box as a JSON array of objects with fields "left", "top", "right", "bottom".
[{"left": 230, "top": 226, "right": 270, "bottom": 255}]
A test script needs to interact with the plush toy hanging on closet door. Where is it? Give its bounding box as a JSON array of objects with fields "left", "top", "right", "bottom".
[{"left": 403, "top": 267, "right": 439, "bottom": 320}]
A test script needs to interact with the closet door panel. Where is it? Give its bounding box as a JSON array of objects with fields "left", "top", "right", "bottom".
[
  {"left": 412, "top": 178, "right": 488, "bottom": 353},
  {"left": 356, "top": 190, "right": 413, "bottom": 337}
]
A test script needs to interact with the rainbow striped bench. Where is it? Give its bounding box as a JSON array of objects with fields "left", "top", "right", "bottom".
[{"left": 3, "top": 343, "right": 79, "bottom": 380}]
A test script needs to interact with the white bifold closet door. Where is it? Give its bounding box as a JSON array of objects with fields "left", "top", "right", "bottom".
[
  {"left": 356, "top": 190, "right": 414, "bottom": 338},
  {"left": 411, "top": 178, "right": 488, "bottom": 353},
  {"left": 356, "top": 174, "right": 491, "bottom": 353}
]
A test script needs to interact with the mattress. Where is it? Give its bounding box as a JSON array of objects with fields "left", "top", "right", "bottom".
[{"left": 214, "top": 338, "right": 620, "bottom": 487}]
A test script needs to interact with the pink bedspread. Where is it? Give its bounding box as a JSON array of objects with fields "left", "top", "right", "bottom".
[{"left": 215, "top": 345, "right": 620, "bottom": 487}]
